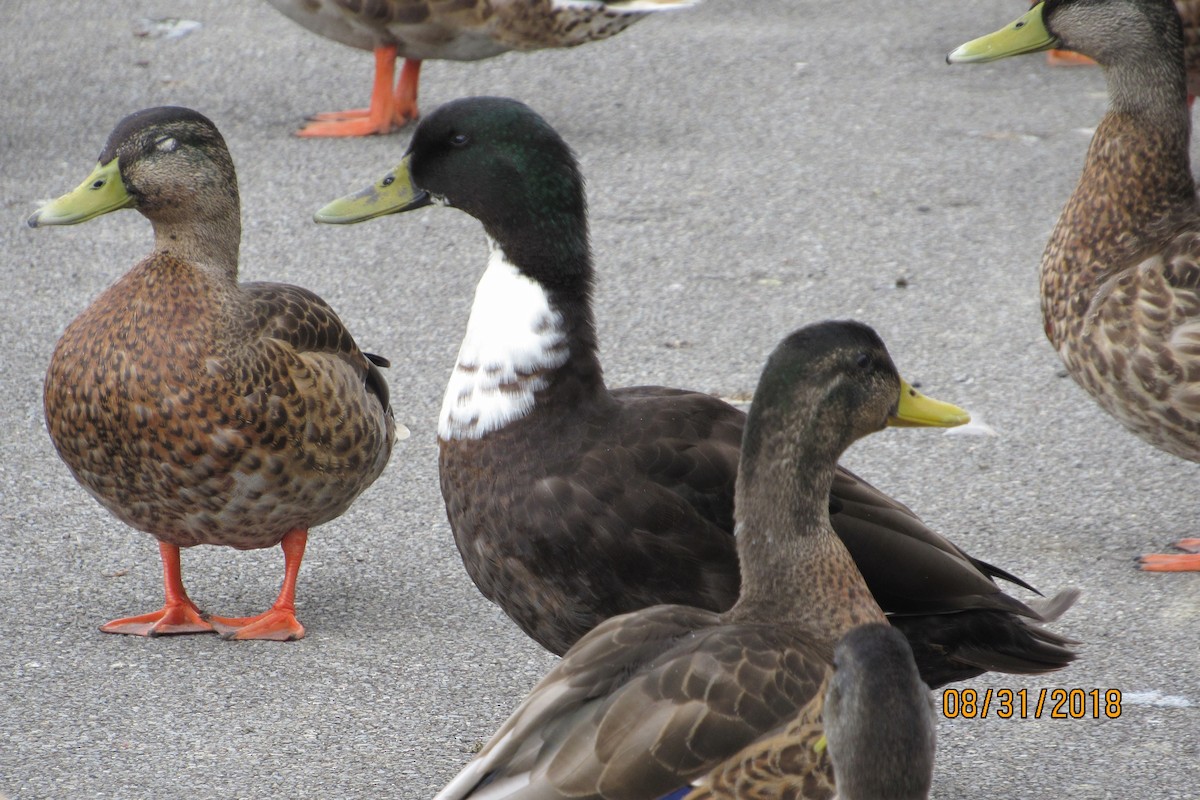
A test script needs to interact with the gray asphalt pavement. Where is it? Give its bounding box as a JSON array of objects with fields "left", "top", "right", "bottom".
[{"left": 1, "top": 1, "right": 1197, "bottom": 798}]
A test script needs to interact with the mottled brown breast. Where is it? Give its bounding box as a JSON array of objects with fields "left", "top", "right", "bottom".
[
  {"left": 1042, "top": 111, "right": 1200, "bottom": 459},
  {"left": 45, "top": 253, "right": 393, "bottom": 549}
]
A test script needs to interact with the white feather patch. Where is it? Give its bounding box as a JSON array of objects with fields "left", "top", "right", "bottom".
[{"left": 439, "top": 241, "right": 568, "bottom": 440}]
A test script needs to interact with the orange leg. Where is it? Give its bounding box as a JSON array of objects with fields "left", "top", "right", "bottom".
[
  {"left": 100, "top": 542, "right": 214, "bottom": 636},
  {"left": 1138, "top": 538, "right": 1200, "bottom": 572},
  {"left": 207, "top": 529, "right": 308, "bottom": 641},
  {"left": 297, "top": 48, "right": 421, "bottom": 137}
]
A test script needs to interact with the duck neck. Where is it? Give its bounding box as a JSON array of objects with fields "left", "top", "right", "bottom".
[
  {"left": 1043, "top": 55, "right": 1196, "bottom": 347},
  {"left": 148, "top": 189, "right": 242, "bottom": 281},
  {"left": 438, "top": 234, "right": 605, "bottom": 441},
  {"left": 724, "top": 411, "right": 884, "bottom": 641}
]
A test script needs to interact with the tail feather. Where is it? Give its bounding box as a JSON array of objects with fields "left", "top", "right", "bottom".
[{"left": 891, "top": 589, "right": 1081, "bottom": 689}]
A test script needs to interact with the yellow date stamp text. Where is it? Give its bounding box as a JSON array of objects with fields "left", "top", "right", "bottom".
[{"left": 941, "top": 688, "right": 1122, "bottom": 719}]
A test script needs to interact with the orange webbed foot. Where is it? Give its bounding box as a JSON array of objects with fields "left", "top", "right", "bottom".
[
  {"left": 100, "top": 600, "right": 215, "bottom": 637},
  {"left": 294, "top": 49, "right": 420, "bottom": 137},
  {"left": 295, "top": 112, "right": 415, "bottom": 138},
  {"left": 1045, "top": 49, "right": 1095, "bottom": 66},
  {"left": 307, "top": 108, "right": 371, "bottom": 122},
  {"left": 1138, "top": 539, "right": 1200, "bottom": 572},
  {"left": 207, "top": 608, "right": 306, "bottom": 641}
]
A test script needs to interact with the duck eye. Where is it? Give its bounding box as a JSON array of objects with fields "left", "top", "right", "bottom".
[
  {"left": 450, "top": 133, "right": 469, "bottom": 147},
  {"left": 154, "top": 136, "right": 178, "bottom": 153},
  {"left": 855, "top": 353, "right": 870, "bottom": 369}
]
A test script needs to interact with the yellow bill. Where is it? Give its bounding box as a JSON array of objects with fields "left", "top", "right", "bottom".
[
  {"left": 28, "top": 158, "right": 133, "bottom": 227},
  {"left": 946, "top": 2, "right": 1058, "bottom": 64},
  {"left": 313, "top": 153, "right": 431, "bottom": 224},
  {"left": 888, "top": 379, "right": 970, "bottom": 428}
]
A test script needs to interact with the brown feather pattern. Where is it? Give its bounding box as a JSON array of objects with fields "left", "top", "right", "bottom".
[
  {"left": 267, "top": 0, "right": 680, "bottom": 61},
  {"left": 42, "top": 109, "right": 395, "bottom": 553},
  {"left": 1038, "top": 0, "right": 1200, "bottom": 461}
]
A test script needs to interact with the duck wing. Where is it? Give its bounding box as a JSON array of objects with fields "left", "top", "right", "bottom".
[{"left": 435, "top": 605, "right": 829, "bottom": 800}]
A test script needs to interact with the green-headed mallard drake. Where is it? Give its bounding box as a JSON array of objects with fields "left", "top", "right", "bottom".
[
  {"left": 950, "top": 0, "right": 1200, "bottom": 572},
  {"left": 423, "top": 320, "right": 967, "bottom": 800},
  {"left": 265, "top": 0, "right": 699, "bottom": 137},
  {"left": 30, "top": 106, "right": 398, "bottom": 639},
  {"left": 316, "top": 96, "right": 1079, "bottom": 679}
]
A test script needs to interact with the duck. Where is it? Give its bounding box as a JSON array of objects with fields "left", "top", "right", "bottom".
[
  {"left": 265, "top": 0, "right": 699, "bottom": 137},
  {"left": 315, "top": 96, "right": 1079, "bottom": 678},
  {"left": 426, "top": 319, "right": 967, "bottom": 800},
  {"left": 822, "top": 623, "right": 935, "bottom": 800},
  {"left": 949, "top": 0, "right": 1200, "bottom": 572},
  {"left": 29, "top": 106, "right": 399, "bottom": 639}
]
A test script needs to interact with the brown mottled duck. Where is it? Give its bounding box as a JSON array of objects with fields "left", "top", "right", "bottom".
[
  {"left": 30, "top": 106, "right": 398, "bottom": 639},
  {"left": 950, "top": 0, "right": 1200, "bottom": 571},
  {"left": 265, "top": 0, "right": 699, "bottom": 137}
]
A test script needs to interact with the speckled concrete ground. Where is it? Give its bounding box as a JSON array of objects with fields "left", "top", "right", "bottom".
[{"left": 1, "top": 1, "right": 1196, "bottom": 797}]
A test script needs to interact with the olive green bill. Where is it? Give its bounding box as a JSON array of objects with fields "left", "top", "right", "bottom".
[
  {"left": 888, "top": 379, "right": 970, "bottom": 428},
  {"left": 313, "top": 153, "right": 432, "bottom": 224},
  {"left": 946, "top": 2, "right": 1058, "bottom": 64},
  {"left": 28, "top": 158, "right": 133, "bottom": 228}
]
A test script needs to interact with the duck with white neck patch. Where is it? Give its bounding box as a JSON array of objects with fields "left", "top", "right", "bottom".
[
  {"left": 316, "top": 97, "right": 1079, "bottom": 689},
  {"left": 440, "top": 237, "right": 569, "bottom": 440}
]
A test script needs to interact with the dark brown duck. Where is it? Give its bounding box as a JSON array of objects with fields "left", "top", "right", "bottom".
[{"left": 318, "top": 96, "right": 1078, "bottom": 683}]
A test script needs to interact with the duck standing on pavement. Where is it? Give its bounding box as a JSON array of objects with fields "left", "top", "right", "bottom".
[
  {"left": 30, "top": 106, "right": 399, "bottom": 640},
  {"left": 950, "top": 0, "right": 1200, "bottom": 571},
  {"left": 266, "top": 0, "right": 700, "bottom": 137}
]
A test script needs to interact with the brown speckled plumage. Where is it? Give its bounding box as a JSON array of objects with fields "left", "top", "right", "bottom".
[
  {"left": 46, "top": 268, "right": 394, "bottom": 549},
  {"left": 683, "top": 692, "right": 834, "bottom": 800},
  {"left": 268, "top": 0, "right": 685, "bottom": 57},
  {"left": 955, "top": 0, "right": 1200, "bottom": 569},
  {"left": 265, "top": 0, "right": 697, "bottom": 135},
  {"left": 1044, "top": 107, "right": 1200, "bottom": 459},
  {"left": 34, "top": 106, "right": 395, "bottom": 637},
  {"left": 1031, "top": 0, "right": 1200, "bottom": 461}
]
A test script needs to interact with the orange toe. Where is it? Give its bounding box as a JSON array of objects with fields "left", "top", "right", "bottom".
[
  {"left": 307, "top": 108, "right": 371, "bottom": 122},
  {"left": 296, "top": 115, "right": 407, "bottom": 138},
  {"left": 100, "top": 601, "right": 215, "bottom": 637},
  {"left": 207, "top": 608, "right": 305, "bottom": 641},
  {"left": 1046, "top": 49, "right": 1095, "bottom": 66},
  {"left": 1172, "top": 538, "right": 1200, "bottom": 553},
  {"left": 1138, "top": 552, "right": 1200, "bottom": 572}
]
